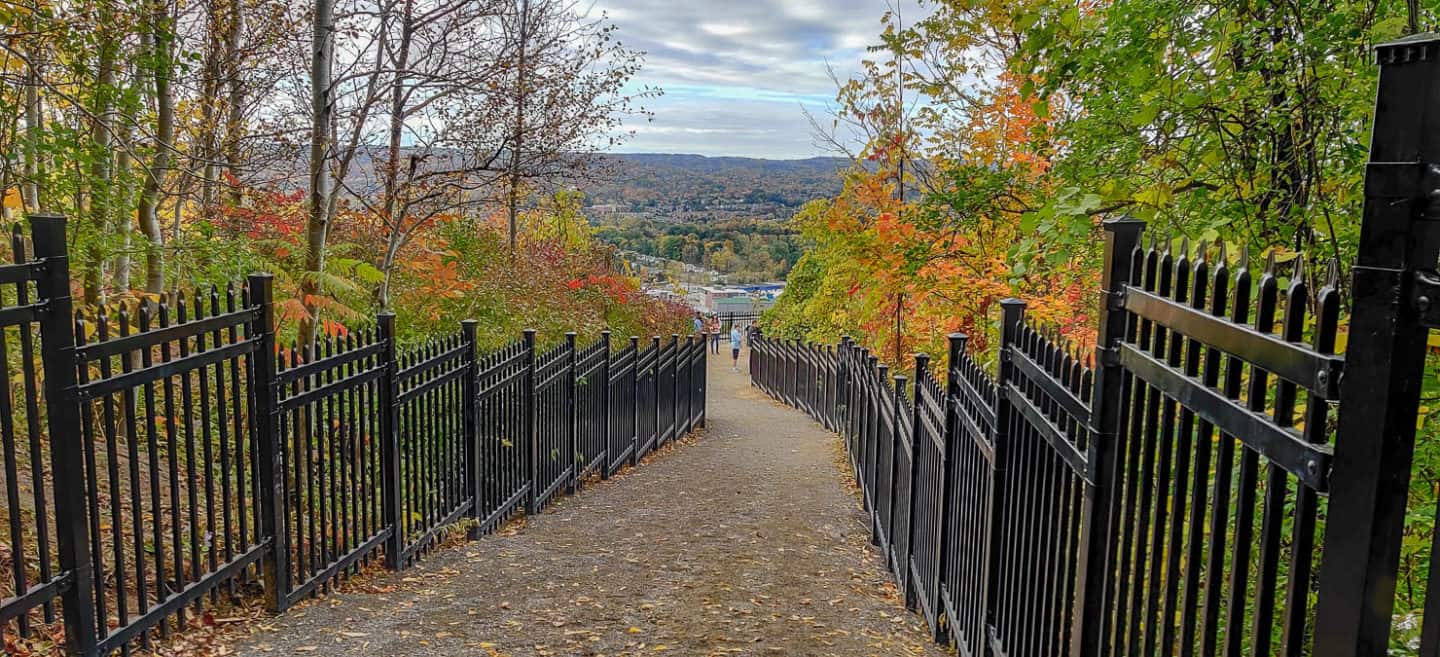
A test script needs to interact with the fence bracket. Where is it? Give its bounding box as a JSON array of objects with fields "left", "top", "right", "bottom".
[
  {"left": 1409, "top": 269, "right": 1440, "bottom": 328},
  {"left": 1363, "top": 161, "right": 1440, "bottom": 212},
  {"left": 1103, "top": 287, "right": 1126, "bottom": 311},
  {"left": 1094, "top": 344, "right": 1121, "bottom": 367}
]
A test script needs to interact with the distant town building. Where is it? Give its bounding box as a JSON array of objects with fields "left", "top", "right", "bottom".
[{"left": 696, "top": 286, "right": 776, "bottom": 314}]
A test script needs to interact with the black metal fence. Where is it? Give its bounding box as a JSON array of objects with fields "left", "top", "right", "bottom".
[
  {"left": 748, "top": 33, "right": 1440, "bottom": 657},
  {"left": 0, "top": 216, "right": 708, "bottom": 656},
  {"left": 716, "top": 311, "right": 760, "bottom": 337},
  {"left": 751, "top": 234, "right": 1343, "bottom": 657}
]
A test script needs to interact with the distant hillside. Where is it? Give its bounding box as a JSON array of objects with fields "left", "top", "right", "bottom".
[
  {"left": 245, "top": 148, "right": 850, "bottom": 223},
  {"left": 579, "top": 153, "right": 850, "bottom": 221}
]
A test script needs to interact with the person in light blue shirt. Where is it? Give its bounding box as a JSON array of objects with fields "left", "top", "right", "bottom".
[
  {"left": 692, "top": 315, "right": 703, "bottom": 336},
  {"left": 730, "top": 325, "right": 742, "bottom": 371}
]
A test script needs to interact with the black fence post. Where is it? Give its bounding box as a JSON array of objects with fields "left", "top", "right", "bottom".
[
  {"left": 839, "top": 337, "right": 852, "bottom": 444},
  {"left": 697, "top": 334, "right": 707, "bottom": 428},
  {"left": 678, "top": 336, "right": 689, "bottom": 433},
  {"left": 247, "top": 272, "right": 289, "bottom": 611},
  {"left": 631, "top": 335, "right": 641, "bottom": 467},
  {"left": 377, "top": 312, "right": 402, "bottom": 570},
  {"left": 1312, "top": 35, "right": 1440, "bottom": 657},
  {"left": 686, "top": 335, "right": 696, "bottom": 431},
  {"left": 989, "top": 299, "right": 1025, "bottom": 638},
  {"left": 868, "top": 359, "right": 887, "bottom": 531},
  {"left": 30, "top": 215, "right": 99, "bottom": 656},
  {"left": 524, "top": 329, "right": 539, "bottom": 514},
  {"left": 565, "top": 332, "right": 578, "bottom": 494},
  {"left": 750, "top": 333, "right": 760, "bottom": 387},
  {"left": 779, "top": 339, "right": 789, "bottom": 402},
  {"left": 671, "top": 333, "right": 681, "bottom": 438},
  {"left": 600, "top": 331, "right": 613, "bottom": 480},
  {"left": 936, "top": 333, "right": 968, "bottom": 644},
  {"left": 827, "top": 344, "right": 839, "bottom": 430},
  {"left": 1075, "top": 218, "right": 1144, "bottom": 656},
  {"left": 461, "top": 319, "right": 481, "bottom": 533},
  {"left": 889, "top": 372, "right": 907, "bottom": 573},
  {"left": 652, "top": 335, "right": 661, "bottom": 449},
  {"left": 904, "top": 355, "right": 928, "bottom": 609}
]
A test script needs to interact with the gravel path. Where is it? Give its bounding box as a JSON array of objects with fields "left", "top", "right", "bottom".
[{"left": 229, "top": 347, "right": 947, "bottom": 657}]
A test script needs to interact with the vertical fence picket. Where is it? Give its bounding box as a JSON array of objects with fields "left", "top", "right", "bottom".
[
  {"left": 377, "top": 312, "right": 401, "bottom": 570},
  {"left": 523, "top": 330, "right": 538, "bottom": 514},
  {"left": 600, "top": 331, "right": 613, "bottom": 479},
  {"left": 564, "top": 333, "right": 578, "bottom": 494},
  {"left": 631, "top": 336, "right": 642, "bottom": 467},
  {"left": 462, "top": 320, "right": 480, "bottom": 534},
  {"left": 872, "top": 359, "right": 887, "bottom": 548},
  {"left": 691, "top": 334, "right": 702, "bottom": 432}
]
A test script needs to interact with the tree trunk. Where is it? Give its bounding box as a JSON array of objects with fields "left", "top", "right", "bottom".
[
  {"left": 300, "top": 0, "right": 336, "bottom": 347},
  {"left": 221, "top": 0, "right": 246, "bottom": 213},
  {"left": 506, "top": 0, "right": 529, "bottom": 252},
  {"left": 200, "top": 0, "right": 224, "bottom": 222},
  {"left": 378, "top": 238, "right": 402, "bottom": 311},
  {"left": 378, "top": 0, "right": 414, "bottom": 309},
  {"left": 85, "top": 3, "right": 119, "bottom": 305},
  {"left": 137, "top": 0, "right": 173, "bottom": 297},
  {"left": 113, "top": 127, "right": 133, "bottom": 292},
  {"left": 22, "top": 56, "right": 41, "bottom": 212}
]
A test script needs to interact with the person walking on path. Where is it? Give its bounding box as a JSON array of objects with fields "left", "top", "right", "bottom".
[
  {"left": 693, "top": 314, "right": 704, "bottom": 338},
  {"left": 708, "top": 316, "right": 721, "bottom": 354},
  {"left": 730, "top": 324, "right": 743, "bottom": 371}
]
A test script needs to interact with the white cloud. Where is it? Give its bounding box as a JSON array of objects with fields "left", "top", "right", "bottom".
[
  {"left": 592, "top": 0, "right": 930, "bottom": 157},
  {"left": 698, "top": 22, "right": 751, "bottom": 38}
]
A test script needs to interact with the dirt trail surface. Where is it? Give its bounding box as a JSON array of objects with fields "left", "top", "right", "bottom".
[{"left": 229, "top": 348, "right": 947, "bottom": 657}]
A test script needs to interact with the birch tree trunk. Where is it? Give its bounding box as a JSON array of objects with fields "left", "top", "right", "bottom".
[
  {"left": 377, "top": 0, "right": 414, "bottom": 309},
  {"left": 300, "top": 0, "right": 336, "bottom": 346},
  {"left": 22, "top": 57, "right": 41, "bottom": 212},
  {"left": 85, "top": 1, "right": 119, "bottom": 305},
  {"left": 506, "top": 0, "right": 529, "bottom": 252},
  {"left": 136, "top": 0, "right": 173, "bottom": 297}
]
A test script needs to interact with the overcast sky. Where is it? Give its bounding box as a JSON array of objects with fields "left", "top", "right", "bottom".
[{"left": 593, "top": 0, "right": 925, "bottom": 160}]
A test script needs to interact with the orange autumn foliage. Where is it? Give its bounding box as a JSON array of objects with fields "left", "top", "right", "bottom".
[{"left": 763, "top": 72, "right": 1097, "bottom": 371}]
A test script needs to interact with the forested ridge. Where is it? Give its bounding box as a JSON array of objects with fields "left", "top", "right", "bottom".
[{"left": 580, "top": 153, "right": 847, "bottom": 215}]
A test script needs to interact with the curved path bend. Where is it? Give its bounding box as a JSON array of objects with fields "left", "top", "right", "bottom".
[{"left": 232, "top": 347, "right": 946, "bottom": 657}]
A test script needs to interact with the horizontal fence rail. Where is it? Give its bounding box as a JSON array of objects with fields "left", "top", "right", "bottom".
[{"left": 0, "top": 216, "right": 710, "bottom": 656}]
